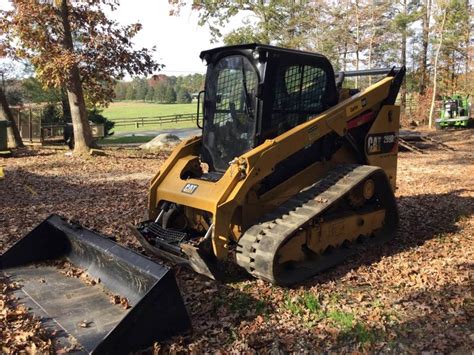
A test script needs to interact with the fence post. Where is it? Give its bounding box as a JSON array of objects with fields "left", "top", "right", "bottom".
[
  {"left": 29, "top": 108, "right": 33, "bottom": 142},
  {"left": 17, "top": 110, "right": 21, "bottom": 135}
]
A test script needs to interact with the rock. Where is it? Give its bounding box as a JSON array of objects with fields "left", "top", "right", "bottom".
[
  {"left": 140, "top": 134, "right": 181, "bottom": 150},
  {"left": 89, "top": 148, "right": 106, "bottom": 156}
]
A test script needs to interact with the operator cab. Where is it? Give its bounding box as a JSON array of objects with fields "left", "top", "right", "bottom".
[{"left": 199, "top": 44, "right": 338, "bottom": 173}]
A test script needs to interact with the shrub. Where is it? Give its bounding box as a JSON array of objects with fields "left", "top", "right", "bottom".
[
  {"left": 42, "top": 104, "right": 63, "bottom": 124},
  {"left": 87, "top": 107, "right": 115, "bottom": 136},
  {"left": 177, "top": 88, "right": 192, "bottom": 104}
]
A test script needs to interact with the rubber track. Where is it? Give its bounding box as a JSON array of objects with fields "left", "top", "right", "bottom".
[{"left": 236, "top": 164, "right": 397, "bottom": 285}]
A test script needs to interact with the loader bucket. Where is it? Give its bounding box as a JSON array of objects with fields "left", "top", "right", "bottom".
[{"left": 0, "top": 214, "right": 191, "bottom": 354}]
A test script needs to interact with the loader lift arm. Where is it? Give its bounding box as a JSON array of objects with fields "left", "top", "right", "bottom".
[{"left": 212, "top": 69, "right": 404, "bottom": 255}]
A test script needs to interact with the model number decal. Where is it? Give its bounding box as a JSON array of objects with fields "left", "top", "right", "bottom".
[
  {"left": 366, "top": 132, "right": 397, "bottom": 155},
  {"left": 182, "top": 183, "right": 198, "bottom": 194}
]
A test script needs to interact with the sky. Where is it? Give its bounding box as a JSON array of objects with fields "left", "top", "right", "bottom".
[
  {"left": 106, "top": 1, "right": 240, "bottom": 76},
  {"left": 0, "top": 1, "right": 247, "bottom": 77}
]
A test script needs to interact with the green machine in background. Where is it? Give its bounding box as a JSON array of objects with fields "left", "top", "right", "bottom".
[{"left": 436, "top": 95, "right": 472, "bottom": 129}]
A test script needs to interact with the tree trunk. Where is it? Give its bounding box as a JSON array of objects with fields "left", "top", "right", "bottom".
[
  {"left": 400, "top": 0, "right": 407, "bottom": 116},
  {"left": 257, "top": 0, "right": 270, "bottom": 45},
  {"left": 343, "top": 43, "right": 347, "bottom": 71},
  {"left": 0, "top": 86, "right": 24, "bottom": 148},
  {"left": 59, "top": 0, "right": 94, "bottom": 155},
  {"left": 61, "top": 88, "right": 72, "bottom": 122},
  {"left": 420, "top": 0, "right": 431, "bottom": 94},
  {"left": 451, "top": 50, "right": 455, "bottom": 95},
  {"left": 368, "top": 4, "right": 376, "bottom": 86},
  {"left": 465, "top": 0, "right": 471, "bottom": 90},
  {"left": 429, "top": 10, "right": 447, "bottom": 128},
  {"left": 354, "top": 0, "right": 360, "bottom": 88},
  {"left": 368, "top": 36, "right": 373, "bottom": 86}
]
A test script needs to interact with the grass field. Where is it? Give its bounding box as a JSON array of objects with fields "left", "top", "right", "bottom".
[{"left": 102, "top": 101, "right": 197, "bottom": 133}]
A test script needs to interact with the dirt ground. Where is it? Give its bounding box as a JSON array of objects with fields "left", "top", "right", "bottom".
[{"left": 1, "top": 129, "right": 473, "bottom": 353}]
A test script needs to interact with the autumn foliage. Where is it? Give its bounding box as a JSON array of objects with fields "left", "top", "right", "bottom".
[
  {"left": 0, "top": 0, "right": 160, "bottom": 107},
  {"left": 1, "top": 129, "right": 473, "bottom": 352}
]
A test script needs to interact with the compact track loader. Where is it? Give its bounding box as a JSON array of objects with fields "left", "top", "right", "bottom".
[
  {"left": 131, "top": 44, "right": 405, "bottom": 285},
  {"left": 1, "top": 44, "right": 405, "bottom": 352}
]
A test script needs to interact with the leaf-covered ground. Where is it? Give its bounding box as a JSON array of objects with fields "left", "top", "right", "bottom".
[{"left": 1, "top": 129, "right": 473, "bottom": 353}]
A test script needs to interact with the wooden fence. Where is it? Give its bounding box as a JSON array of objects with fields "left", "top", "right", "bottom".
[
  {"left": 113, "top": 113, "right": 197, "bottom": 128},
  {"left": 10, "top": 106, "right": 44, "bottom": 143},
  {"left": 10, "top": 105, "right": 104, "bottom": 143}
]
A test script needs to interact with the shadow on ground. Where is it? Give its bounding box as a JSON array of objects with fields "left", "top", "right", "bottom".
[
  {"left": 216, "top": 190, "right": 473, "bottom": 287},
  {"left": 2, "top": 168, "right": 472, "bottom": 352},
  {"left": 0, "top": 168, "right": 269, "bottom": 349},
  {"left": 296, "top": 190, "right": 472, "bottom": 288}
]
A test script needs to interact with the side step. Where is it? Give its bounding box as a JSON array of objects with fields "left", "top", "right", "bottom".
[{"left": 0, "top": 214, "right": 191, "bottom": 354}]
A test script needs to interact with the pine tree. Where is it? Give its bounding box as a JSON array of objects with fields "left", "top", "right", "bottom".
[
  {"left": 164, "top": 86, "right": 176, "bottom": 104},
  {"left": 114, "top": 81, "right": 127, "bottom": 100},
  {"left": 177, "top": 88, "right": 192, "bottom": 103},
  {"left": 134, "top": 78, "right": 149, "bottom": 101},
  {"left": 154, "top": 82, "right": 167, "bottom": 103},
  {"left": 125, "top": 84, "right": 135, "bottom": 101},
  {"left": 145, "top": 86, "right": 155, "bottom": 102}
]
